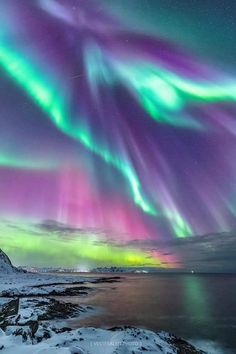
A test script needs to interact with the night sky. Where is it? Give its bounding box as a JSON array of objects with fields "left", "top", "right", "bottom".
[{"left": 1, "top": 0, "right": 236, "bottom": 271}]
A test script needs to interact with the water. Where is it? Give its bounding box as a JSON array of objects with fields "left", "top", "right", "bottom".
[{"left": 65, "top": 273, "right": 236, "bottom": 353}]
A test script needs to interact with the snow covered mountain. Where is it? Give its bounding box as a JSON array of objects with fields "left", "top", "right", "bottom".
[{"left": 0, "top": 249, "right": 20, "bottom": 274}]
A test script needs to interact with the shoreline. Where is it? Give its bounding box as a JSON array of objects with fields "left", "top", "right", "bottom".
[{"left": 0, "top": 272, "right": 205, "bottom": 353}]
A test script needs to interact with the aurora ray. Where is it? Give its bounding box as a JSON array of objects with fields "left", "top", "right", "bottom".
[{"left": 0, "top": 0, "right": 236, "bottom": 268}]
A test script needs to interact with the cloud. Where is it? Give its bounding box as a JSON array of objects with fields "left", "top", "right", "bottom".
[
  {"left": 35, "top": 219, "right": 108, "bottom": 240},
  {"left": 124, "top": 232, "right": 236, "bottom": 271}
]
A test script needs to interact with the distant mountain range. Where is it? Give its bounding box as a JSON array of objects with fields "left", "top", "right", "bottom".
[{"left": 91, "top": 266, "right": 152, "bottom": 273}]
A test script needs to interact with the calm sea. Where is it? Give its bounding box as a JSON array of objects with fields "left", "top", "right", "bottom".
[{"left": 65, "top": 273, "right": 236, "bottom": 353}]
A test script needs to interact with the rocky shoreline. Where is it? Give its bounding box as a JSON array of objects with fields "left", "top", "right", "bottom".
[
  {"left": 0, "top": 274, "right": 206, "bottom": 353},
  {"left": 0, "top": 250, "right": 205, "bottom": 353}
]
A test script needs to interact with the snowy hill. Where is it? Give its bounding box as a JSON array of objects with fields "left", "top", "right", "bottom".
[{"left": 0, "top": 249, "right": 20, "bottom": 274}]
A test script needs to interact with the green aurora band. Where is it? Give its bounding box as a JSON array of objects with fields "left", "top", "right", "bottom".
[
  {"left": 0, "top": 43, "right": 156, "bottom": 216},
  {"left": 1, "top": 37, "right": 236, "bottom": 238},
  {"left": 0, "top": 224, "right": 164, "bottom": 267}
]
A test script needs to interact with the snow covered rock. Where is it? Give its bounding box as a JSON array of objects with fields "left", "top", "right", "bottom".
[
  {"left": 0, "top": 326, "right": 205, "bottom": 353},
  {"left": 0, "top": 249, "right": 20, "bottom": 274}
]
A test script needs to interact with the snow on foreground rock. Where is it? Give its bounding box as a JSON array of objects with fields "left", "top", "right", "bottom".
[
  {"left": 0, "top": 326, "right": 205, "bottom": 354},
  {"left": 0, "top": 297, "right": 204, "bottom": 354}
]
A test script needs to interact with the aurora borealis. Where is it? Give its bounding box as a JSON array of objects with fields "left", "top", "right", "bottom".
[{"left": 1, "top": 0, "right": 236, "bottom": 270}]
